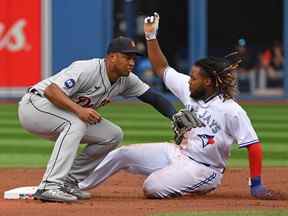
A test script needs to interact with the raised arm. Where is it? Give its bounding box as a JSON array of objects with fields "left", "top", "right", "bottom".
[
  {"left": 246, "top": 143, "right": 282, "bottom": 200},
  {"left": 144, "top": 13, "right": 169, "bottom": 79}
]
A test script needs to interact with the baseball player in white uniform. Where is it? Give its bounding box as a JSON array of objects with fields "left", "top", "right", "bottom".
[
  {"left": 78, "top": 13, "right": 277, "bottom": 200},
  {"left": 18, "top": 36, "right": 178, "bottom": 202}
]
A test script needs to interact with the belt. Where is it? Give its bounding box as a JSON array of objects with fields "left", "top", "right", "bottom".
[
  {"left": 27, "top": 88, "right": 42, "bottom": 97},
  {"left": 188, "top": 156, "right": 225, "bottom": 174}
]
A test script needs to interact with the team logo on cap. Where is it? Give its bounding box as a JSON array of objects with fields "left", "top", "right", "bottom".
[
  {"left": 129, "top": 41, "right": 136, "bottom": 48},
  {"left": 64, "top": 79, "right": 76, "bottom": 89},
  {"left": 198, "top": 134, "right": 215, "bottom": 148}
]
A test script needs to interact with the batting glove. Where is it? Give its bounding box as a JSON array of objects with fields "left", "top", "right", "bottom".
[
  {"left": 249, "top": 176, "right": 274, "bottom": 200},
  {"left": 144, "top": 12, "right": 160, "bottom": 40}
]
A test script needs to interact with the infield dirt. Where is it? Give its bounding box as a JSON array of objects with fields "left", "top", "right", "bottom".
[{"left": 0, "top": 168, "right": 287, "bottom": 216}]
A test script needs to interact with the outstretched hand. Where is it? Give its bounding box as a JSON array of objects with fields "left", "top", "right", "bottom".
[
  {"left": 251, "top": 184, "right": 284, "bottom": 200},
  {"left": 144, "top": 12, "right": 160, "bottom": 40}
]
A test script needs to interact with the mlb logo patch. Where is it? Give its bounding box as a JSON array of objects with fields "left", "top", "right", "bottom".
[{"left": 64, "top": 79, "right": 75, "bottom": 89}]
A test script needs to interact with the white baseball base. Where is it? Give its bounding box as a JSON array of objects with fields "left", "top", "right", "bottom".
[{"left": 4, "top": 186, "right": 37, "bottom": 199}]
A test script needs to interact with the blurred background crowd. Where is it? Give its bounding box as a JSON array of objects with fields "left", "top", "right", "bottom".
[
  {"left": 133, "top": 39, "right": 284, "bottom": 96},
  {"left": 0, "top": 0, "right": 286, "bottom": 99},
  {"left": 113, "top": 0, "right": 285, "bottom": 97}
]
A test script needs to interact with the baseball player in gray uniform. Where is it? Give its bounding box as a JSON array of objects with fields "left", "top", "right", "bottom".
[
  {"left": 77, "top": 14, "right": 279, "bottom": 200},
  {"left": 18, "top": 36, "right": 178, "bottom": 202}
]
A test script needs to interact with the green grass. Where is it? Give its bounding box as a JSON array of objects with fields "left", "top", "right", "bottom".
[
  {"left": 0, "top": 102, "right": 287, "bottom": 167},
  {"left": 152, "top": 210, "right": 288, "bottom": 216}
]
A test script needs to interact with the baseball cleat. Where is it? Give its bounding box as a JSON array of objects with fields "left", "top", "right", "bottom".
[
  {"left": 33, "top": 189, "right": 78, "bottom": 203},
  {"left": 62, "top": 182, "right": 91, "bottom": 200}
]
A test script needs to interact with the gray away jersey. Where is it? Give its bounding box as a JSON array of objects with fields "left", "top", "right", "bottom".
[{"left": 31, "top": 58, "right": 150, "bottom": 108}]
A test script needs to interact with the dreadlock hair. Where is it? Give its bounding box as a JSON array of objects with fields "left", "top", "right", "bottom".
[{"left": 194, "top": 52, "right": 242, "bottom": 101}]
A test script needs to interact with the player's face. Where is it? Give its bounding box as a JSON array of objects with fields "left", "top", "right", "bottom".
[
  {"left": 188, "top": 66, "right": 207, "bottom": 100},
  {"left": 115, "top": 53, "right": 136, "bottom": 76}
]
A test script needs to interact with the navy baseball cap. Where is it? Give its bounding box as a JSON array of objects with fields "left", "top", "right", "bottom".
[{"left": 107, "top": 36, "right": 143, "bottom": 56}]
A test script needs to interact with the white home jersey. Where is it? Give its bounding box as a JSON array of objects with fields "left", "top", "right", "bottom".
[
  {"left": 163, "top": 66, "right": 259, "bottom": 170},
  {"left": 31, "top": 58, "right": 149, "bottom": 108}
]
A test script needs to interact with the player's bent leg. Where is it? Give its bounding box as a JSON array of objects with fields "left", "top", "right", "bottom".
[
  {"left": 63, "top": 119, "right": 123, "bottom": 199},
  {"left": 34, "top": 117, "right": 88, "bottom": 202},
  {"left": 143, "top": 157, "right": 223, "bottom": 199},
  {"left": 83, "top": 118, "right": 124, "bottom": 145},
  {"left": 18, "top": 94, "right": 67, "bottom": 136},
  {"left": 39, "top": 117, "right": 87, "bottom": 188},
  {"left": 62, "top": 142, "right": 120, "bottom": 200},
  {"left": 19, "top": 95, "right": 90, "bottom": 202},
  {"left": 66, "top": 119, "right": 123, "bottom": 181},
  {"left": 79, "top": 142, "right": 172, "bottom": 190},
  {"left": 19, "top": 94, "right": 88, "bottom": 189}
]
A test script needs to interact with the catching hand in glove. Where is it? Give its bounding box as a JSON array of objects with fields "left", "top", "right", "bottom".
[{"left": 172, "top": 109, "right": 205, "bottom": 145}]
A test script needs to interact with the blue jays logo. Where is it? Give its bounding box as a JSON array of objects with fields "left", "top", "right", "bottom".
[{"left": 197, "top": 134, "right": 215, "bottom": 148}]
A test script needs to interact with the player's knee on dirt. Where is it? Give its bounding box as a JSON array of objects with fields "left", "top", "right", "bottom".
[{"left": 143, "top": 176, "right": 172, "bottom": 199}]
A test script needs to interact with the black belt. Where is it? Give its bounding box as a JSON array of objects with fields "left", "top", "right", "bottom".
[
  {"left": 188, "top": 156, "right": 225, "bottom": 174},
  {"left": 27, "top": 88, "right": 42, "bottom": 97}
]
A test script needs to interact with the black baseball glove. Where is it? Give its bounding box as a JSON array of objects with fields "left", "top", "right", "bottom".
[{"left": 171, "top": 109, "right": 205, "bottom": 145}]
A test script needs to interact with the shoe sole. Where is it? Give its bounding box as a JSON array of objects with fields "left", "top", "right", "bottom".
[{"left": 33, "top": 195, "right": 78, "bottom": 203}]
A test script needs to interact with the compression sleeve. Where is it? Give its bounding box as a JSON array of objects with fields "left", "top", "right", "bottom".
[
  {"left": 247, "top": 143, "right": 263, "bottom": 178},
  {"left": 137, "top": 88, "right": 177, "bottom": 120}
]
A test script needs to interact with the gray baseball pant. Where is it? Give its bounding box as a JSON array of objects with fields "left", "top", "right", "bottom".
[{"left": 18, "top": 93, "right": 123, "bottom": 190}]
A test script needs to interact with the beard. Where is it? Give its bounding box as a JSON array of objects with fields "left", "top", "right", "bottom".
[{"left": 190, "top": 87, "right": 207, "bottom": 101}]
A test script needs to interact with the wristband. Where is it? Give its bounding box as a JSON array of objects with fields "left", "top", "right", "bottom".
[
  {"left": 145, "top": 32, "right": 157, "bottom": 41},
  {"left": 249, "top": 176, "right": 261, "bottom": 187}
]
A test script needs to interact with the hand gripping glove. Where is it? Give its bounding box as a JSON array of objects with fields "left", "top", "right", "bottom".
[
  {"left": 171, "top": 109, "right": 205, "bottom": 145},
  {"left": 144, "top": 12, "right": 160, "bottom": 40}
]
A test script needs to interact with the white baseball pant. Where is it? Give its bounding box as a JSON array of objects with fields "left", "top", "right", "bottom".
[{"left": 79, "top": 142, "right": 223, "bottom": 198}]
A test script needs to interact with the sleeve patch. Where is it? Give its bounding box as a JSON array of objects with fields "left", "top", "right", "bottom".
[{"left": 64, "top": 79, "right": 76, "bottom": 89}]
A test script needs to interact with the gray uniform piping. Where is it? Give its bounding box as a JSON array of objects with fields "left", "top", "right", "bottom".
[
  {"left": 29, "top": 95, "right": 72, "bottom": 189},
  {"left": 95, "top": 59, "right": 109, "bottom": 106},
  {"left": 107, "top": 80, "right": 120, "bottom": 98}
]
